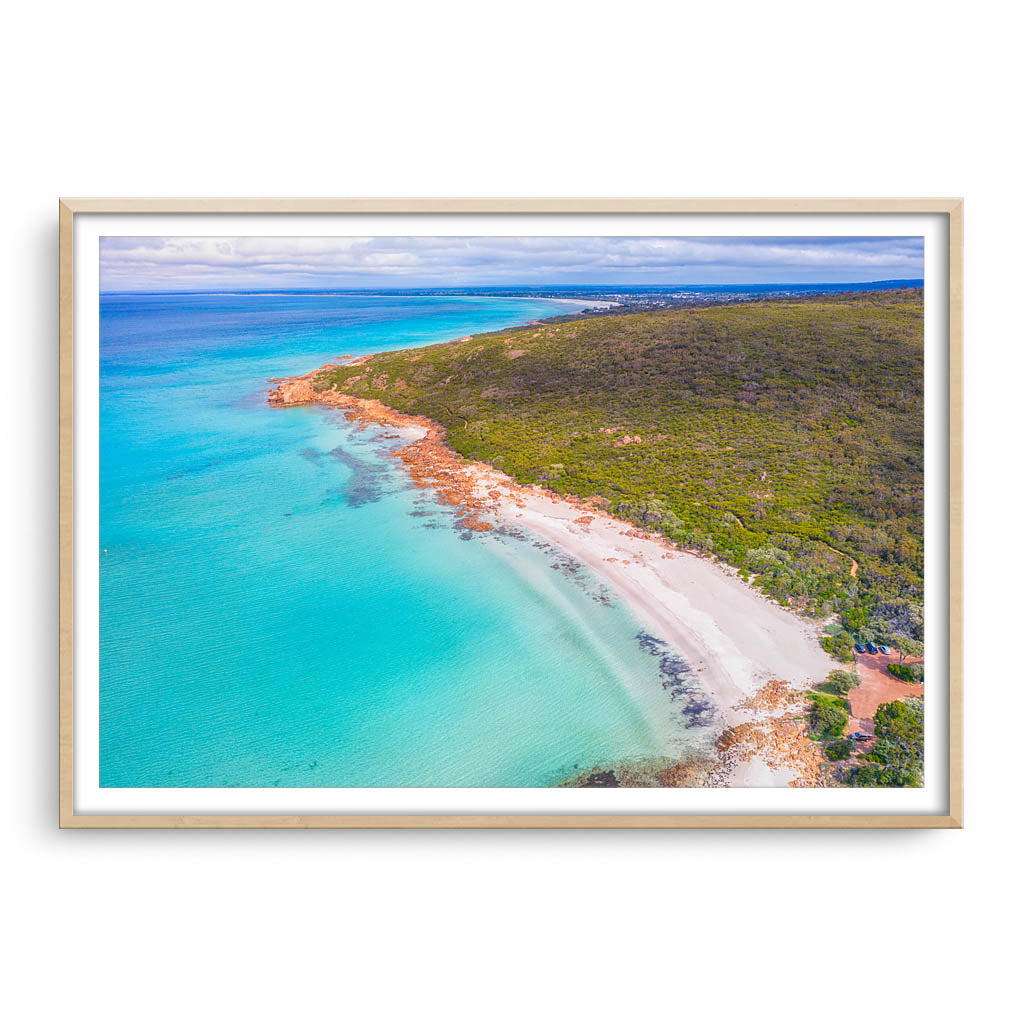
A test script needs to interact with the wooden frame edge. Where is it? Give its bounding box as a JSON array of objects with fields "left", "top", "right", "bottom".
[
  {"left": 58, "top": 198, "right": 964, "bottom": 830},
  {"left": 948, "top": 200, "right": 964, "bottom": 828},
  {"left": 59, "top": 813, "right": 962, "bottom": 829},
  {"left": 58, "top": 197, "right": 965, "bottom": 215},
  {"left": 59, "top": 200, "right": 75, "bottom": 829}
]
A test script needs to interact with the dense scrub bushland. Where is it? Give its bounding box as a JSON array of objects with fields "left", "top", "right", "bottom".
[
  {"left": 317, "top": 290, "right": 923, "bottom": 632},
  {"left": 847, "top": 698, "right": 925, "bottom": 787}
]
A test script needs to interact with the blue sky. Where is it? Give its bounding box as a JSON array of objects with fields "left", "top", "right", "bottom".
[{"left": 99, "top": 235, "right": 924, "bottom": 291}]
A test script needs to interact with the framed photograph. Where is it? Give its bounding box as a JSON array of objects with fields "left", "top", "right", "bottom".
[{"left": 59, "top": 198, "right": 962, "bottom": 828}]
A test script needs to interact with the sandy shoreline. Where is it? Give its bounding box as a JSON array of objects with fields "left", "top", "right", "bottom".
[
  {"left": 268, "top": 375, "right": 838, "bottom": 786},
  {"left": 471, "top": 466, "right": 835, "bottom": 785},
  {"left": 483, "top": 476, "right": 834, "bottom": 720}
]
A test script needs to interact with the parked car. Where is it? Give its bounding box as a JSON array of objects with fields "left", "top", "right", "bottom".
[
  {"left": 866, "top": 642, "right": 878, "bottom": 654},
  {"left": 851, "top": 732, "right": 871, "bottom": 742},
  {"left": 854, "top": 642, "right": 866, "bottom": 653},
  {"left": 877, "top": 644, "right": 890, "bottom": 655}
]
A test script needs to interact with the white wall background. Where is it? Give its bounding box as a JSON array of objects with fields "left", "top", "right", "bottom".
[{"left": 2, "top": 2, "right": 1017, "bottom": 1021}]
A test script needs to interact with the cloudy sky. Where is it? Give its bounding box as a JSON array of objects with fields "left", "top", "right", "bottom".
[{"left": 99, "top": 235, "right": 924, "bottom": 291}]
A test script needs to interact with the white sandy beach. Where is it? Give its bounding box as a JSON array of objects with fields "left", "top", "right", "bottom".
[
  {"left": 490, "top": 480, "right": 834, "bottom": 715},
  {"left": 467, "top": 466, "right": 836, "bottom": 784}
]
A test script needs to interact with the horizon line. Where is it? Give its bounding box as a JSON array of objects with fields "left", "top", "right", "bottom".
[{"left": 100, "top": 278, "right": 924, "bottom": 296}]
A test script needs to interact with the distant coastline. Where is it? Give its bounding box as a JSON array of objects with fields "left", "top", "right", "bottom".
[{"left": 100, "top": 279, "right": 922, "bottom": 298}]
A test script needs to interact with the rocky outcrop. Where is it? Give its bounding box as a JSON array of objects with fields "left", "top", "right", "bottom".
[
  {"left": 267, "top": 376, "right": 500, "bottom": 532},
  {"left": 267, "top": 355, "right": 372, "bottom": 407},
  {"left": 267, "top": 377, "right": 316, "bottom": 406},
  {"left": 715, "top": 679, "right": 827, "bottom": 787}
]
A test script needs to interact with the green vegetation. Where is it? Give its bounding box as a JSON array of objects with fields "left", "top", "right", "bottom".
[
  {"left": 815, "top": 670, "right": 860, "bottom": 696},
  {"left": 889, "top": 634, "right": 925, "bottom": 664},
  {"left": 844, "top": 601, "right": 925, "bottom": 655},
  {"left": 808, "top": 672, "right": 857, "bottom": 767},
  {"left": 806, "top": 691, "right": 849, "bottom": 739},
  {"left": 318, "top": 290, "right": 923, "bottom": 625},
  {"left": 825, "top": 738, "right": 854, "bottom": 762},
  {"left": 887, "top": 663, "right": 921, "bottom": 683},
  {"left": 847, "top": 698, "right": 924, "bottom": 787},
  {"left": 819, "top": 632, "right": 855, "bottom": 662}
]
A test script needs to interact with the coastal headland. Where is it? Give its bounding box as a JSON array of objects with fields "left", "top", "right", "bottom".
[
  {"left": 267, "top": 290, "right": 924, "bottom": 787},
  {"left": 269, "top": 366, "right": 837, "bottom": 787}
]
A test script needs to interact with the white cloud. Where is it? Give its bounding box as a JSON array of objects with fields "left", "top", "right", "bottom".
[{"left": 99, "top": 235, "right": 924, "bottom": 290}]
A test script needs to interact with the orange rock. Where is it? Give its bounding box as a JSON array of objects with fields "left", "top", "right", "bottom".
[{"left": 267, "top": 378, "right": 315, "bottom": 406}]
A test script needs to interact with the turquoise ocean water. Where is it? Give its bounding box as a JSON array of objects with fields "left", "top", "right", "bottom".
[{"left": 99, "top": 292, "right": 702, "bottom": 787}]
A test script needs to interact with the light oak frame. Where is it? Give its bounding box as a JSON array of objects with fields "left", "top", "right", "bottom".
[{"left": 59, "top": 198, "right": 963, "bottom": 828}]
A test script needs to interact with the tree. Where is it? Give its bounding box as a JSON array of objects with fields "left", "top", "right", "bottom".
[
  {"left": 820, "top": 632, "right": 855, "bottom": 663},
  {"left": 825, "top": 670, "right": 860, "bottom": 695},
  {"left": 858, "top": 698, "right": 924, "bottom": 787},
  {"left": 825, "top": 738, "right": 853, "bottom": 761},
  {"left": 887, "top": 663, "right": 918, "bottom": 682},
  {"left": 874, "top": 698, "right": 924, "bottom": 750},
  {"left": 808, "top": 694, "right": 848, "bottom": 738},
  {"left": 816, "top": 669, "right": 859, "bottom": 695},
  {"left": 841, "top": 604, "right": 871, "bottom": 635},
  {"left": 873, "top": 599, "right": 924, "bottom": 641},
  {"left": 890, "top": 635, "right": 925, "bottom": 666}
]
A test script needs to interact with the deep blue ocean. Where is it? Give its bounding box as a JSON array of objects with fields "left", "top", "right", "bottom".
[{"left": 99, "top": 292, "right": 694, "bottom": 787}]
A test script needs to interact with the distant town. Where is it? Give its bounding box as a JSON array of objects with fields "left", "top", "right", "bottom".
[{"left": 342, "top": 280, "right": 925, "bottom": 318}]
